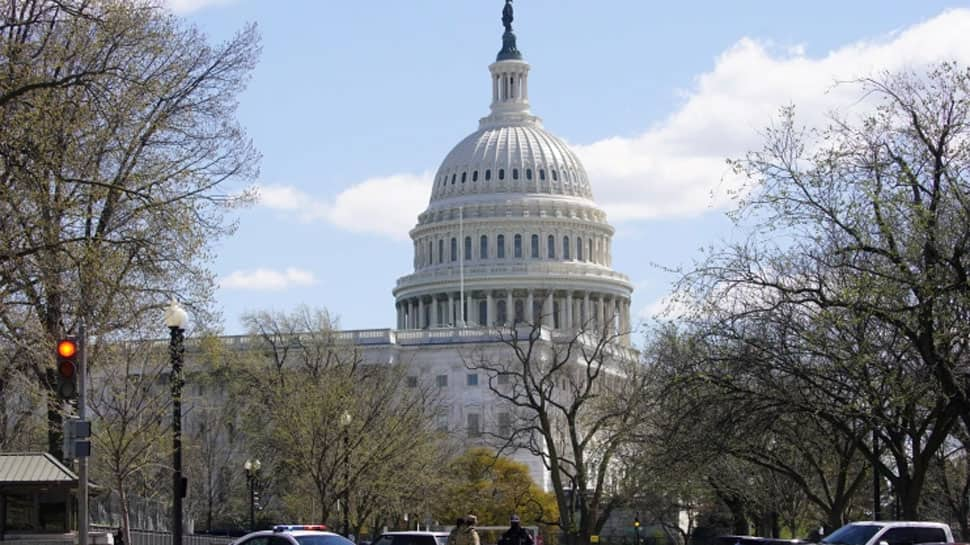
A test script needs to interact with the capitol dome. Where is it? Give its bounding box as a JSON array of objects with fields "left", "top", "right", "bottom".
[
  {"left": 393, "top": 3, "right": 633, "bottom": 342},
  {"left": 430, "top": 123, "right": 593, "bottom": 202}
]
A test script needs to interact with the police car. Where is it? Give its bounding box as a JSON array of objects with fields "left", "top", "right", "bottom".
[{"left": 232, "top": 525, "right": 354, "bottom": 545}]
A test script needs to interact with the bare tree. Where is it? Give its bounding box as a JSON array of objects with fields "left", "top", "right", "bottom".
[
  {"left": 239, "top": 307, "right": 448, "bottom": 528},
  {"left": 463, "top": 318, "right": 646, "bottom": 545},
  {"left": 88, "top": 337, "right": 171, "bottom": 545},
  {"left": 673, "top": 62, "right": 970, "bottom": 519}
]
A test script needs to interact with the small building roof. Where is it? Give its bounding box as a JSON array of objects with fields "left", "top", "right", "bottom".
[{"left": 0, "top": 452, "right": 77, "bottom": 484}]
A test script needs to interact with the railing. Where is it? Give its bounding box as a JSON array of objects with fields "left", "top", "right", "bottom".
[
  {"left": 90, "top": 528, "right": 234, "bottom": 545},
  {"left": 395, "top": 261, "right": 632, "bottom": 289}
]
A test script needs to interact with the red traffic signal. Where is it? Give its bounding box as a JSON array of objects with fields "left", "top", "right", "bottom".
[{"left": 56, "top": 337, "right": 78, "bottom": 400}]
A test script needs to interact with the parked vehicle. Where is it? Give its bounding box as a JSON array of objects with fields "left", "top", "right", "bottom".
[
  {"left": 231, "top": 525, "right": 353, "bottom": 545},
  {"left": 371, "top": 531, "right": 450, "bottom": 545},
  {"left": 820, "top": 521, "right": 953, "bottom": 545}
]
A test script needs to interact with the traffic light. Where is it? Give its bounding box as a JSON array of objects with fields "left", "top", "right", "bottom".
[
  {"left": 56, "top": 337, "right": 78, "bottom": 400},
  {"left": 634, "top": 514, "right": 640, "bottom": 529}
]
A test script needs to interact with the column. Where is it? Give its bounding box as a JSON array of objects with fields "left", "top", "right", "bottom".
[
  {"left": 430, "top": 295, "right": 439, "bottom": 328},
  {"left": 506, "top": 291, "right": 514, "bottom": 325},
  {"left": 466, "top": 293, "right": 473, "bottom": 326},
  {"left": 526, "top": 290, "right": 535, "bottom": 323},
  {"left": 487, "top": 291, "right": 495, "bottom": 327},
  {"left": 409, "top": 299, "right": 417, "bottom": 329},
  {"left": 543, "top": 291, "right": 554, "bottom": 328},
  {"left": 418, "top": 298, "right": 426, "bottom": 330},
  {"left": 583, "top": 292, "right": 591, "bottom": 329},
  {"left": 565, "top": 292, "right": 573, "bottom": 329},
  {"left": 448, "top": 293, "right": 455, "bottom": 326},
  {"left": 596, "top": 294, "right": 606, "bottom": 332}
]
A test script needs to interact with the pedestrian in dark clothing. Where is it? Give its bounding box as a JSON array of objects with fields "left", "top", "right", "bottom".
[
  {"left": 500, "top": 515, "right": 533, "bottom": 545},
  {"left": 448, "top": 517, "right": 466, "bottom": 545}
]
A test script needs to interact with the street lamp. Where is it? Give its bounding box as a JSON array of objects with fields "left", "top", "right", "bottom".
[
  {"left": 634, "top": 513, "right": 641, "bottom": 545},
  {"left": 339, "top": 411, "right": 352, "bottom": 537},
  {"left": 165, "top": 300, "right": 188, "bottom": 545},
  {"left": 244, "top": 459, "right": 261, "bottom": 531}
]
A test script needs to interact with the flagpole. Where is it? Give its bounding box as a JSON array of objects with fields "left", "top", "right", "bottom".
[{"left": 459, "top": 205, "right": 465, "bottom": 327}]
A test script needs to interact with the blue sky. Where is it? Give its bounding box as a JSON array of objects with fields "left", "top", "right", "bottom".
[{"left": 169, "top": 1, "right": 970, "bottom": 337}]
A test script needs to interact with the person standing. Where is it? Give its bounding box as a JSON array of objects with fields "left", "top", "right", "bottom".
[
  {"left": 500, "top": 515, "right": 534, "bottom": 545},
  {"left": 461, "top": 514, "right": 481, "bottom": 545},
  {"left": 449, "top": 517, "right": 466, "bottom": 545}
]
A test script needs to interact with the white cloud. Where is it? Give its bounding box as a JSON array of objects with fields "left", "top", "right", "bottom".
[
  {"left": 578, "top": 8, "right": 970, "bottom": 222},
  {"left": 164, "top": 0, "right": 237, "bottom": 14},
  {"left": 219, "top": 268, "right": 317, "bottom": 291},
  {"left": 258, "top": 9, "right": 970, "bottom": 239},
  {"left": 258, "top": 173, "right": 431, "bottom": 241}
]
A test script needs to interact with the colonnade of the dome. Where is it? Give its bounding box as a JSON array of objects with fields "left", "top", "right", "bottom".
[
  {"left": 413, "top": 225, "right": 613, "bottom": 270},
  {"left": 395, "top": 288, "right": 632, "bottom": 343}
]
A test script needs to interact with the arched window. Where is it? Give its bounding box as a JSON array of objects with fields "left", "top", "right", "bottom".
[
  {"left": 514, "top": 300, "right": 524, "bottom": 323},
  {"left": 480, "top": 235, "right": 488, "bottom": 259},
  {"left": 526, "top": 168, "right": 533, "bottom": 180},
  {"left": 531, "top": 234, "right": 539, "bottom": 258},
  {"left": 552, "top": 170, "right": 558, "bottom": 181},
  {"left": 497, "top": 300, "right": 508, "bottom": 324},
  {"left": 451, "top": 238, "right": 457, "bottom": 262},
  {"left": 553, "top": 302, "right": 561, "bottom": 329},
  {"left": 479, "top": 300, "right": 488, "bottom": 325},
  {"left": 451, "top": 174, "right": 456, "bottom": 185},
  {"left": 499, "top": 169, "right": 505, "bottom": 180},
  {"left": 429, "top": 241, "right": 434, "bottom": 264},
  {"left": 513, "top": 168, "right": 519, "bottom": 180},
  {"left": 464, "top": 236, "right": 472, "bottom": 261},
  {"left": 439, "top": 239, "right": 444, "bottom": 263},
  {"left": 485, "top": 169, "right": 492, "bottom": 181},
  {"left": 461, "top": 172, "right": 466, "bottom": 183},
  {"left": 540, "top": 169, "right": 546, "bottom": 180},
  {"left": 588, "top": 238, "right": 593, "bottom": 263},
  {"left": 576, "top": 237, "right": 583, "bottom": 261},
  {"left": 547, "top": 235, "right": 555, "bottom": 258},
  {"left": 514, "top": 234, "right": 522, "bottom": 258},
  {"left": 563, "top": 237, "right": 571, "bottom": 260},
  {"left": 497, "top": 235, "right": 506, "bottom": 258},
  {"left": 472, "top": 170, "right": 478, "bottom": 182}
]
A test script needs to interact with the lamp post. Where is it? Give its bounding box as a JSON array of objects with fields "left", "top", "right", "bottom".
[
  {"left": 339, "top": 411, "right": 352, "bottom": 537},
  {"left": 634, "top": 513, "right": 641, "bottom": 545},
  {"left": 244, "top": 459, "right": 261, "bottom": 531},
  {"left": 165, "top": 300, "right": 188, "bottom": 545}
]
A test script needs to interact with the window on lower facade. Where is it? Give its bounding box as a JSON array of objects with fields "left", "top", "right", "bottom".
[
  {"left": 514, "top": 234, "right": 522, "bottom": 258},
  {"left": 497, "top": 234, "right": 506, "bottom": 258},
  {"left": 547, "top": 235, "right": 555, "bottom": 258},
  {"left": 531, "top": 234, "right": 539, "bottom": 258},
  {"left": 467, "top": 373, "right": 478, "bottom": 386},
  {"left": 464, "top": 236, "right": 472, "bottom": 261},
  {"left": 451, "top": 238, "right": 458, "bottom": 262},
  {"left": 436, "top": 375, "right": 448, "bottom": 387},
  {"left": 481, "top": 235, "right": 488, "bottom": 259},
  {"left": 467, "top": 413, "right": 481, "bottom": 437},
  {"left": 407, "top": 376, "right": 418, "bottom": 388},
  {"left": 498, "top": 412, "right": 512, "bottom": 437}
]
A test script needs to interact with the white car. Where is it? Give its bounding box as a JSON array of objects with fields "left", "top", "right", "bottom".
[
  {"left": 233, "top": 525, "right": 355, "bottom": 545},
  {"left": 372, "top": 531, "right": 451, "bottom": 545}
]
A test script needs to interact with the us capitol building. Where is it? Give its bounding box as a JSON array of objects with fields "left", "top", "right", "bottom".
[{"left": 253, "top": 1, "right": 633, "bottom": 489}]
